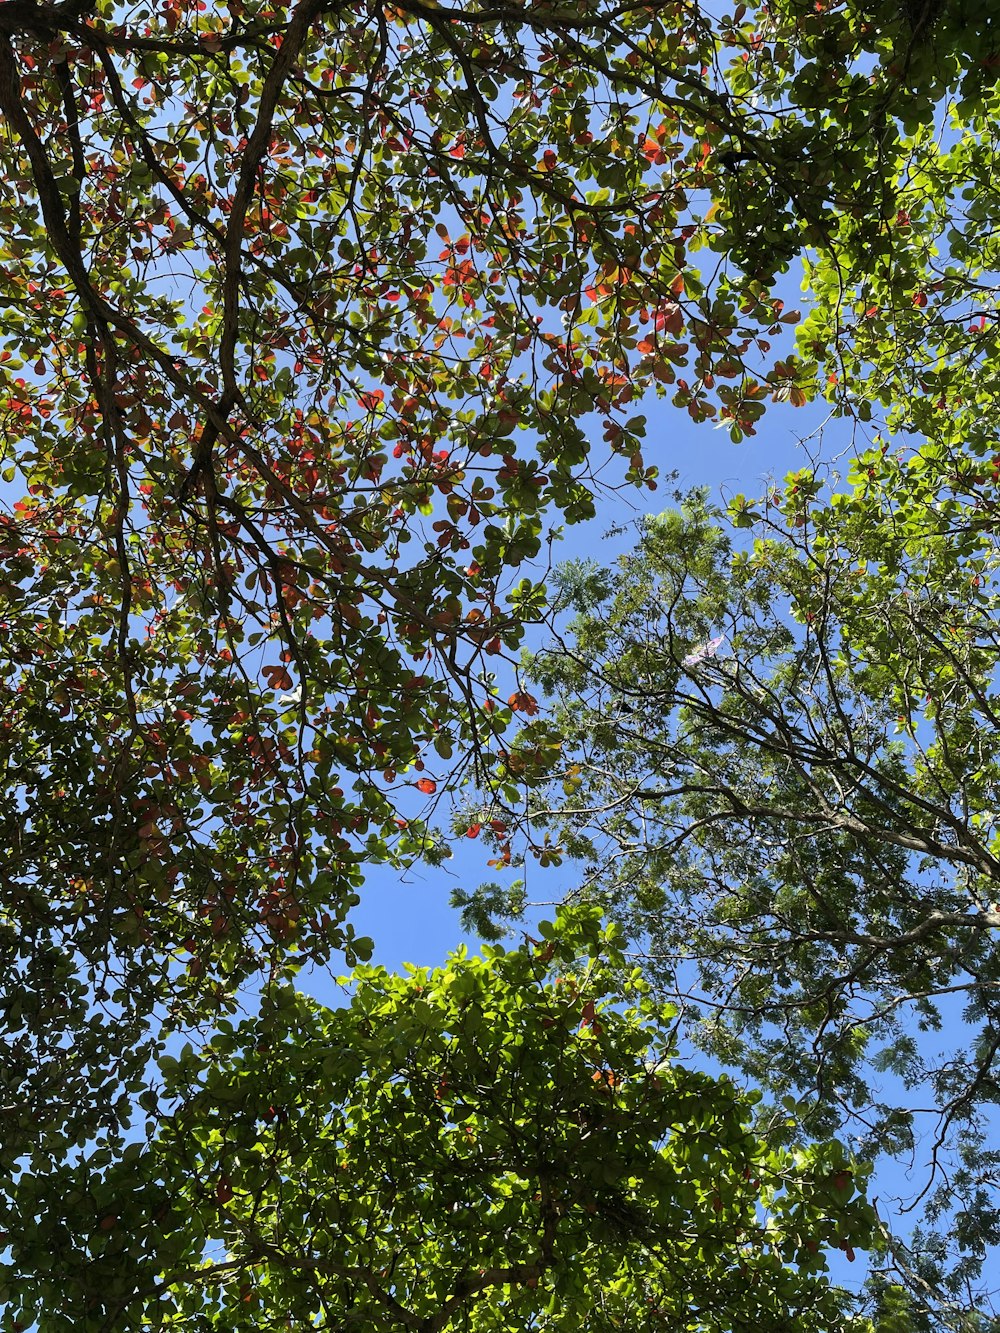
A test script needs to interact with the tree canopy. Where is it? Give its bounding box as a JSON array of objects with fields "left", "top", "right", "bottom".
[
  {"left": 459, "top": 474, "right": 1000, "bottom": 1323},
  {"left": 1, "top": 909, "right": 880, "bottom": 1332},
  {"left": 5, "top": 0, "right": 1000, "bottom": 1325}
]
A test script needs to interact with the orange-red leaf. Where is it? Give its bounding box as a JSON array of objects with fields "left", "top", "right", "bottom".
[
  {"left": 508, "top": 690, "right": 539, "bottom": 715},
  {"left": 263, "top": 664, "right": 293, "bottom": 690}
]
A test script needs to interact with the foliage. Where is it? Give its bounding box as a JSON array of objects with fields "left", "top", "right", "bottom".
[
  {"left": 5, "top": 0, "right": 1000, "bottom": 1324},
  {"left": 0, "top": 0, "right": 855, "bottom": 1160},
  {"left": 0, "top": 909, "right": 877, "bottom": 1332},
  {"left": 3, "top": 0, "right": 1000, "bottom": 1032},
  {"left": 456, "top": 477, "right": 1000, "bottom": 1323}
]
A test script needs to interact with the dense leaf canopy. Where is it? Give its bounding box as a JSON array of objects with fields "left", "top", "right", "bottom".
[
  {"left": 0, "top": 911, "right": 878, "bottom": 1332},
  {"left": 4, "top": 0, "right": 1000, "bottom": 1325}
]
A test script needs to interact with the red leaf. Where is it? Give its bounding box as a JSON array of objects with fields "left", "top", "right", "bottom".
[
  {"left": 263, "top": 664, "right": 293, "bottom": 690},
  {"left": 416, "top": 777, "right": 437, "bottom": 794},
  {"left": 655, "top": 301, "right": 683, "bottom": 334},
  {"left": 508, "top": 690, "right": 539, "bottom": 715},
  {"left": 465, "top": 823, "right": 482, "bottom": 838}
]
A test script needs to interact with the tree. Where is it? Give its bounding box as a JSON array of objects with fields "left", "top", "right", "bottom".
[
  {"left": 0, "top": 908, "right": 878, "bottom": 1332},
  {"left": 4, "top": 0, "right": 999, "bottom": 1016},
  {"left": 0, "top": 0, "right": 829, "bottom": 1163},
  {"left": 3, "top": 0, "right": 1000, "bottom": 1322},
  {"left": 456, "top": 475, "right": 1000, "bottom": 1324}
]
